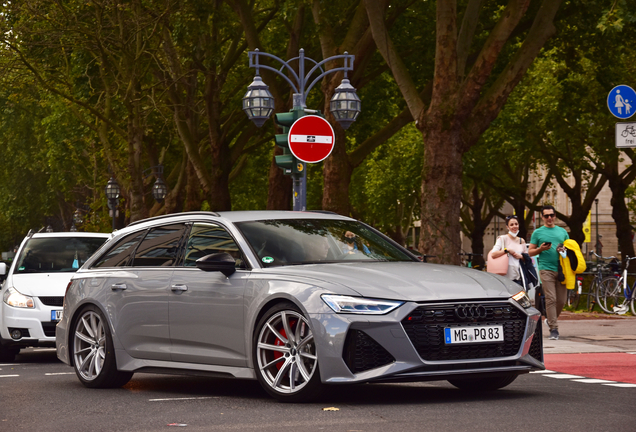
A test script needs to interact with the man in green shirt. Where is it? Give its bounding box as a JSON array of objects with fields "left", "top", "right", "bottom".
[{"left": 529, "top": 205, "right": 569, "bottom": 340}]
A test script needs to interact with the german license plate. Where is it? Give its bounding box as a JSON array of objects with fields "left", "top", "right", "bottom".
[
  {"left": 51, "top": 310, "right": 63, "bottom": 322},
  {"left": 444, "top": 325, "right": 504, "bottom": 344}
]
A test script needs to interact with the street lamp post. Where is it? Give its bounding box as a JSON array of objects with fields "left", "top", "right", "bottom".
[
  {"left": 147, "top": 164, "right": 168, "bottom": 204},
  {"left": 243, "top": 48, "right": 360, "bottom": 211},
  {"left": 105, "top": 177, "right": 120, "bottom": 231},
  {"left": 595, "top": 198, "right": 600, "bottom": 261}
]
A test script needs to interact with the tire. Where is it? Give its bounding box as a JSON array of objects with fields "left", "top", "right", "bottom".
[
  {"left": 253, "top": 302, "right": 322, "bottom": 402},
  {"left": 596, "top": 277, "right": 625, "bottom": 314},
  {"left": 631, "top": 294, "right": 636, "bottom": 316},
  {"left": 448, "top": 373, "right": 518, "bottom": 391},
  {"left": 0, "top": 345, "right": 19, "bottom": 363},
  {"left": 72, "top": 305, "right": 133, "bottom": 388}
]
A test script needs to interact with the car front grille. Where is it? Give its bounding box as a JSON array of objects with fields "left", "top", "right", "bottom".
[
  {"left": 528, "top": 319, "right": 543, "bottom": 362},
  {"left": 41, "top": 322, "right": 57, "bottom": 337},
  {"left": 401, "top": 302, "right": 527, "bottom": 361},
  {"left": 343, "top": 329, "right": 395, "bottom": 374},
  {"left": 39, "top": 296, "right": 64, "bottom": 307}
]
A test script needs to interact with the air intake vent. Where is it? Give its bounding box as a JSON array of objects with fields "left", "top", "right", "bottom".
[
  {"left": 343, "top": 329, "right": 395, "bottom": 374},
  {"left": 39, "top": 297, "right": 64, "bottom": 307},
  {"left": 528, "top": 318, "right": 543, "bottom": 362}
]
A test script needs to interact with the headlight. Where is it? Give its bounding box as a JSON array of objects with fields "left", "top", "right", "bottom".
[
  {"left": 3, "top": 287, "right": 35, "bottom": 308},
  {"left": 321, "top": 294, "right": 404, "bottom": 315},
  {"left": 511, "top": 290, "right": 531, "bottom": 309}
]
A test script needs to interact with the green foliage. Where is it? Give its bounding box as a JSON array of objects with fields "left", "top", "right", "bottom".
[{"left": 351, "top": 124, "right": 422, "bottom": 245}]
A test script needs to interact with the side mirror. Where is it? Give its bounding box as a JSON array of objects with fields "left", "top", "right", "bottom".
[{"left": 195, "top": 253, "right": 236, "bottom": 277}]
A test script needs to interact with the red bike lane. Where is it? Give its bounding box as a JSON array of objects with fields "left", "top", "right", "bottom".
[{"left": 544, "top": 353, "right": 636, "bottom": 384}]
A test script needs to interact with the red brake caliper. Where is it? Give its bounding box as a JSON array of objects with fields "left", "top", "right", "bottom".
[{"left": 273, "top": 319, "right": 296, "bottom": 370}]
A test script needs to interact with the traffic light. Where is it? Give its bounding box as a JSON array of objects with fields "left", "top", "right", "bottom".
[{"left": 274, "top": 109, "right": 304, "bottom": 175}]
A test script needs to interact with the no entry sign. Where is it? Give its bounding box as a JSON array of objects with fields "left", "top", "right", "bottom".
[{"left": 288, "top": 115, "right": 335, "bottom": 163}]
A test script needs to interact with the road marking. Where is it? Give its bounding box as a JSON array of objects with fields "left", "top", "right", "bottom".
[
  {"left": 0, "top": 364, "right": 20, "bottom": 366},
  {"left": 530, "top": 370, "right": 556, "bottom": 374},
  {"left": 545, "top": 373, "right": 584, "bottom": 379},
  {"left": 571, "top": 379, "right": 616, "bottom": 384},
  {"left": 603, "top": 383, "right": 636, "bottom": 388},
  {"left": 45, "top": 372, "right": 75, "bottom": 376},
  {"left": 0, "top": 375, "right": 19, "bottom": 378},
  {"left": 149, "top": 397, "right": 219, "bottom": 402}
]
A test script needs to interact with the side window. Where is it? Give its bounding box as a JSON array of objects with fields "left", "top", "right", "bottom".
[
  {"left": 132, "top": 224, "right": 187, "bottom": 267},
  {"left": 183, "top": 223, "right": 245, "bottom": 268},
  {"left": 93, "top": 231, "right": 145, "bottom": 268}
]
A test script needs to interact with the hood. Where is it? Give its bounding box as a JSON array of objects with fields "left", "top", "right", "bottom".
[
  {"left": 9, "top": 273, "right": 75, "bottom": 297},
  {"left": 264, "top": 262, "right": 518, "bottom": 301}
]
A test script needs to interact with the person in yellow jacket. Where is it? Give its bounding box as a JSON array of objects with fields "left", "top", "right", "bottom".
[{"left": 559, "top": 239, "right": 587, "bottom": 290}]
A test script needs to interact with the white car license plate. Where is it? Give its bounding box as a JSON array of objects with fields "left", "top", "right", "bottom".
[
  {"left": 51, "top": 310, "right": 63, "bottom": 322},
  {"left": 444, "top": 325, "right": 504, "bottom": 344}
]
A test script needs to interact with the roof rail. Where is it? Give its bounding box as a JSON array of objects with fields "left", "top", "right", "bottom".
[
  {"left": 26, "top": 229, "right": 34, "bottom": 238},
  {"left": 127, "top": 211, "right": 222, "bottom": 227},
  {"left": 308, "top": 210, "right": 339, "bottom": 215}
]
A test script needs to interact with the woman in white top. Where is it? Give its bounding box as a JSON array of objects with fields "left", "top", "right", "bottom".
[{"left": 490, "top": 215, "right": 527, "bottom": 286}]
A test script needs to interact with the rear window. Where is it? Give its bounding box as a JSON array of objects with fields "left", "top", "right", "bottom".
[{"left": 15, "top": 237, "right": 107, "bottom": 273}]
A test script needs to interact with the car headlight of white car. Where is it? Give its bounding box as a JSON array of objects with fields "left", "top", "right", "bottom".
[
  {"left": 321, "top": 294, "right": 404, "bottom": 314},
  {"left": 3, "top": 287, "right": 35, "bottom": 308}
]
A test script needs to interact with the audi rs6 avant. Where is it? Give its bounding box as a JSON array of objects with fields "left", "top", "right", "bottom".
[{"left": 56, "top": 211, "right": 543, "bottom": 401}]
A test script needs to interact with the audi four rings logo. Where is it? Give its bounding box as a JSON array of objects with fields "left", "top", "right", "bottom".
[{"left": 454, "top": 304, "right": 487, "bottom": 319}]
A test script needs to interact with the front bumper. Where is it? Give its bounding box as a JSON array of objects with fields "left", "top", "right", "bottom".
[
  {"left": 1, "top": 302, "right": 61, "bottom": 349},
  {"left": 310, "top": 299, "right": 543, "bottom": 385}
]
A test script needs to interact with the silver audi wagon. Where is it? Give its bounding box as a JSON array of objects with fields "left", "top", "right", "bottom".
[{"left": 56, "top": 211, "right": 543, "bottom": 401}]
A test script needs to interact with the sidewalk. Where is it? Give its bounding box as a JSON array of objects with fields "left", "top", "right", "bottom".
[{"left": 542, "top": 311, "right": 636, "bottom": 354}]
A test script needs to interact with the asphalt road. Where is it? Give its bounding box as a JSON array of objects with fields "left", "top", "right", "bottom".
[{"left": 1, "top": 341, "right": 634, "bottom": 432}]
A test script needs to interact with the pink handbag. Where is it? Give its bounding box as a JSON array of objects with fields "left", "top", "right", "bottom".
[{"left": 487, "top": 249, "right": 509, "bottom": 275}]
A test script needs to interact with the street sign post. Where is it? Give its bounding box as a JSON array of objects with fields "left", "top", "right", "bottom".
[
  {"left": 607, "top": 85, "right": 636, "bottom": 119},
  {"left": 615, "top": 122, "right": 636, "bottom": 148},
  {"left": 288, "top": 115, "right": 335, "bottom": 163}
]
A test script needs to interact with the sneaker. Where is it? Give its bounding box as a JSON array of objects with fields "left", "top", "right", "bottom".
[{"left": 549, "top": 329, "right": 559, "bottom": 340}]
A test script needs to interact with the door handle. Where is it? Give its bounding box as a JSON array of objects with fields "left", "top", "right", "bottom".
[
  {"left": 171, "top": 284, "right": 188, "bottom": 292},
  {"left": 111, "top": 283, "right": 127, "bottom": 291}
]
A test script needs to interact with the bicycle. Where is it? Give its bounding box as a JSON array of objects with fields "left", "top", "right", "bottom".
[
  {"left": 566, "top": 276, "right": 584, "bottom": 308},
  {"left": 576, "top": 252, "right": 620, "bottom": 311},
  {"left": 458, "top": 252, "right": 483, "bottom": 269},
  {"left": 596, "top": 255, "right": 636, "bottom": 315}
]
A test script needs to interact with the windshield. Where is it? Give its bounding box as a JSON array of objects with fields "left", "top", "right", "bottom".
[
  {"left": 15, "top": 237, "right": 107, "bottom": 273},
  {"left": 235, "top": 219, "right": 415, "bottom": 267}
]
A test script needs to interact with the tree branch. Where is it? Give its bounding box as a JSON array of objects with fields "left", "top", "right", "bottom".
[
  {"left": 457, "top": 0, "right": 484, "bottom": 79},
  {"left": 468, "top": 0, "right": 563, "bottom": 137},
  {"left": 364, "top": 0, "right": 424, "bottom": 121}
]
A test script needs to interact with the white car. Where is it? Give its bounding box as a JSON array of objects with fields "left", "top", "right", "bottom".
[{"left": 0, "top": 231, "right": 109, "bottom": 362}]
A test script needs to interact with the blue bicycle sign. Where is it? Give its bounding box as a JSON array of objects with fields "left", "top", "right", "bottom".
[{"left": 608, "top": 85, "right": 636, "bottom": 119}]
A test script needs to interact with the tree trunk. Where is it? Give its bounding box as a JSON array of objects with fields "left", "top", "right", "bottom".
[
  {"left": 185, "top": 159, "right": 203, "bottom": 212},
  {"left": 322, "top": 127, "right": 352, "bottom": 215},
  {"left": 468, "top": 187, "right": 486, "bottom": 267},
  {"left": 470, "top": 226, "right": 486, "bottom": 269},
  {"left": 127, "top": 112, "right": 148, "bottom": 223},
  {"left": 608, "top": 170, "right": 635, "bottom": 268},
  {"left": 267, "top": 146, "right": 293, "bottom": 210},
  {"left": 418, "top": 129, "right": 464, "bottom": 264}
]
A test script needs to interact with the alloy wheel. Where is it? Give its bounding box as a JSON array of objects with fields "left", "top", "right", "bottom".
[
  {"left": 256, "top": 310, "right": 317, "bottom": 394},
  {"left": 73, "top": 310, "right": 106, "bottom": 381}
]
